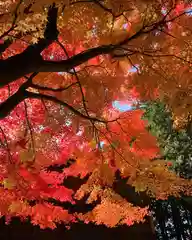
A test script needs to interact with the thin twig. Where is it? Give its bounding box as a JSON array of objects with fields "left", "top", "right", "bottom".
[{"left": 23, "top": 100, "right": 35, "bottom": 162}]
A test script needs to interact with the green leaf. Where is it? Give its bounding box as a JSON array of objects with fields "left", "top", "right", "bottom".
[{"left": 129, "top": 137, "right": 136, "bottom": 147}]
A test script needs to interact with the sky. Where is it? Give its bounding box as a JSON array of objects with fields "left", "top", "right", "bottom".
[
  {"left": 112, "top": 65, "right": 139, "bottom": 112},
  {"left": 112, "top": 101, "right": 133, "bottom": 112}
]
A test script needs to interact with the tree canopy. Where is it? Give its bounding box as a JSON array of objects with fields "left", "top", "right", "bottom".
[
  {"left": 143, "top": 100, "right": 192, "bottom": 178},
  {"left": 0, "top": 0, "right": 192, "bottom": 229}
]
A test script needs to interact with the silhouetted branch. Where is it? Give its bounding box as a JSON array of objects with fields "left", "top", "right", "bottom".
[
  {"left": 0, "top": 0, "right": 22, "bottom": 40},
  {"left": 0, "top": 72, "right": 38, "bottom": 119},
  {"left": 23, "top": 100, "right": 35, "bottom": 161},
  {"left": 24, "top": 91, "right": 115, "bottom": 123},
  {"left": 0, "top": 126, "right": 12, "bottom": 163},
  {"left": 0, "top": 3, "right": 191, "bottom": 120},
  {"left": 0, "top": 3, "right": 58, "bottom": 87},
  {"left": 31, "top": 82, "right": 78, "bottom": 92}
]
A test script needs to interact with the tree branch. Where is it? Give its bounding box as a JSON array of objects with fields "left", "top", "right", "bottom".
[
  {"left": 0, "top": 5, "right": 183, "bottom": 87},
  {"left": 30, "top": 82, "right": 77, "bottom": 92},
  {"left": 0, "top": 3, "right": 58, "bottom": 87},
  {"left": 0, "top": 38, "right": 13, "bottom": 55},
  {"left": 0, "top": 72, "right": 38, "bottom": 119},
  {"left": 24, "top": 91, "right": 111, "bottom": 123},
  {"left": 0, "top": 4, "right": 189, "bottom": 121}
]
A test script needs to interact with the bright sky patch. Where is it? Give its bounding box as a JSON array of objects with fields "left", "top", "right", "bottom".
[
  {"left": 128, "top": 64, "right": 139, "bottom": 73},
  {"left": 112, "top": 101, "right": 133, "bottom": 112},
  {"left": 185, "top": 8, "right": 192, "bottom": 16}
]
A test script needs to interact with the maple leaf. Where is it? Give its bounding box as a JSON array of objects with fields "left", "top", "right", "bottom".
[
  {"left": 15, "top": 138, "right": 29, "bottom": 149},
  {"left": 48, "top": 186, "right": 74, "bottom": 203}
]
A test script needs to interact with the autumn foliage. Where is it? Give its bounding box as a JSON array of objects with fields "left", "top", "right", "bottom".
[{"left": 0, "top": 0, "right": 191, "bottom": 229}]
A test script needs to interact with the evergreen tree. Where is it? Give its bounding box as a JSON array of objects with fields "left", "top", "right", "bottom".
[{"left": 142, "top": 101, "right": 192, "bottom": 178}]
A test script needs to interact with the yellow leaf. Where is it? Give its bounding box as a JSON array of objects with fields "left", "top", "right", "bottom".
[
  {"left": 3, "top": 178, "right": 16, "bottom": 189},
  {"left": 89, "top": 140, "right": 97, "bottom": 149},
  {"left": 9, "top": 202, "right": 21, "bottom": 213},
  {"left": 19, "top": 149, "right": 34, "bottom": 163},
  {"left": 134, "top": 182, "right": 146, "bottom": 192}
]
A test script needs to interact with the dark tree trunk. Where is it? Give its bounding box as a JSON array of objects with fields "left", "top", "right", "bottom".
[{"left": 170, "top": 198, "right": 186, "bottom": 240}]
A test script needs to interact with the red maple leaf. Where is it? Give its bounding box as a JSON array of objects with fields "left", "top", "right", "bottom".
[{"left": 16, "top": 138, "right": 29, "bottom": 149}]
